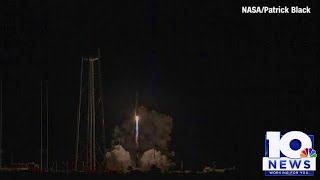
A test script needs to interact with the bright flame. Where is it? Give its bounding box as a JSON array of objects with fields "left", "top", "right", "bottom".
[{"left": 135, "top": 115, "right": 139, "bottom": 145}]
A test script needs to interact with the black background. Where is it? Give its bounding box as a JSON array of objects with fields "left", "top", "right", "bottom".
[{"left": 0, "top": 0, "right": 319, "bottom": 178}]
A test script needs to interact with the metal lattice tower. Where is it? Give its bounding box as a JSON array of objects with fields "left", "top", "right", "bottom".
[{"left": 75, "top": 49, "right": 106, "bottom": 172}]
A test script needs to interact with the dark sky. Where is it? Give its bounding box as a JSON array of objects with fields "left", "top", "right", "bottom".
[{"left": 1, "top": 0, "right": 320, "bottom": 176}]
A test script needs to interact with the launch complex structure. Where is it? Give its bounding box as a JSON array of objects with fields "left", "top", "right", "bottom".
[{"left": 75, "top": 49, "right": 106, "bottom": 172}]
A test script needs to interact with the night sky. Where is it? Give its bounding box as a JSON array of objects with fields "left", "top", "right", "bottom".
[{"left": 1, "top": 0, "right": 319, "bottom": 176}]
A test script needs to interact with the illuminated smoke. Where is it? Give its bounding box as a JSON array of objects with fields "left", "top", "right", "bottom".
[
  {"left": 110, "top": 106, "right": 175, "bottom": 169},
  {"left": 140, "top": 149, "right": 174, "bottom": 172},
  {"left": 106, "top": 145, "right": 132, "bottom": 172}
]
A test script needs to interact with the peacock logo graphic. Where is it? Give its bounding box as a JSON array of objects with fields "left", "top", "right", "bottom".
[{"left": 301, "top": 148, "right": 317, "bottom": 158}]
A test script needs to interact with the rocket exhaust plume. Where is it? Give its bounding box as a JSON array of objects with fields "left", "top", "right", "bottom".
[
  {"left": 140, "top": 149, "right": 172, "bottom": 172},
  {"left": 109, "top": 106, "right": 175, "bottom": 170},
  {"left": 135, "top": 92, "right": 139, "bottom": 147},
  {"left": 135, "top": 115, "right": 139, "bottom": 145},
  {"left": 106, "top": 145, "right": 132, "bottom": 172}
]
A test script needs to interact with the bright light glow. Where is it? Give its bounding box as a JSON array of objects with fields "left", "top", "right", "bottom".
[{"left": 135, "top": 115, "right": 139, "bottom": 145}]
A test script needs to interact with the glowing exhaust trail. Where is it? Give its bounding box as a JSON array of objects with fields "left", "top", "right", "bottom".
[{"left": 135, "top": 115, "right": 139, "bottom": 145}]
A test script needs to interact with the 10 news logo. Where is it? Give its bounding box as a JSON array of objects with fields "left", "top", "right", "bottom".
[{"left": 263, "top": 131, "right": 317, "bottom": 176}]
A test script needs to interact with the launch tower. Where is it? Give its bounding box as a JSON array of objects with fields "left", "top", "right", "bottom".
[{"left": 75, "top": 49, "right": 106, "bottom": 172}]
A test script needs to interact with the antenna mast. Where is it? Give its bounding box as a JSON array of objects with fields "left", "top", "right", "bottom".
[
  {"left": 46, "top": 80, "right": 49, "bottom": 170},
  {"left": 0, "top": 80, "right": 3, "bottom": 168},
  {"left": 40, "top": 80, "right": 43, "bottom": 171}
]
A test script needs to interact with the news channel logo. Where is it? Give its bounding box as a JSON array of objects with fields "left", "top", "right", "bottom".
[{"left": 263, "top": 131, "right": 317, "bottom": 176}]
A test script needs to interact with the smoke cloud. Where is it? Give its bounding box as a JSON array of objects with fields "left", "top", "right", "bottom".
[
  {"left": 106, "top": 145, "right": 132, "bottom": 171},
  {"left": 109, "top": 106, "right": 175, "bottom": 170},
  {"left": 140, "top": 149, "right": 173, "bottom": 172}
]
